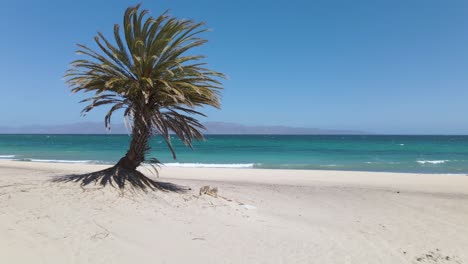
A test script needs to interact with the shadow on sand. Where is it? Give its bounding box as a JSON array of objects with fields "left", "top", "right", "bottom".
[{"left": 51, "top": 166, "right": 188, "bottom": 192}]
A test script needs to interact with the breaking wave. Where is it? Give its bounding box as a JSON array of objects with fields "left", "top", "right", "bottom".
[
  {"left": 18, "top": 158, "right": 99, "bottom": 164},
  {"left": 161, "top": 163, "right": 255, "bottom": 168},
  {"left": 417, "top": 160, "right": 449, "bottom": 164}
]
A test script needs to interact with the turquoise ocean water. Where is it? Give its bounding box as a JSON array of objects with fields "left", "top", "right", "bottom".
[{"left": 1, "top": 134, "right": 468, "bottom": 174}]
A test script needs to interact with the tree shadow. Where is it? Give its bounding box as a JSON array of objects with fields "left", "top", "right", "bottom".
[{"left": 51, "top": 166, "right": 188, "bottom": 193}]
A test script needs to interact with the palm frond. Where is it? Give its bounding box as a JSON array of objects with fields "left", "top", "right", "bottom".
[{"left": 65, "top": 4, "right": 225, "bottom": 166}]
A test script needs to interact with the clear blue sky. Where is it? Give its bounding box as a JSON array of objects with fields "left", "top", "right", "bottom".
[{"left": 1, "top": 0, "right": 468, "bottom": 134}]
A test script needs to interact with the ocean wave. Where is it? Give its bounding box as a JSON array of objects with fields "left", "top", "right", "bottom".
[
  {"left": 20, "top": 158, "right": 97, "bottom": 164},
  {"left": 161, "top": 163, "right": 255, "bottom": 168},
  {"left": 0, "top": 155, "right": 15, "bottom": 158},
  {"left": 365, "top": 161, "right": 400, "bottom": 165},
  {"left": 417, "top": 160, "right": 449, "bottom": 164}
]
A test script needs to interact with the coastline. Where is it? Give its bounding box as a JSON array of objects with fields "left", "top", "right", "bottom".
[
  {"left": 3, "top": 134, "right": 468, "bottom": 174},
  {"left": 1, "top": 157, "right": 468, "bottom": 175},
  {"left": 1, "top": 160, "right": 468, "bottom": 263},
  {"left": 1, "top": 160, "right": 467, "bottom": 192}
]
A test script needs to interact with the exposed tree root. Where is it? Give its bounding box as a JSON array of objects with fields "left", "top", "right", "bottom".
[{"left": 52, "top": 166, "right": 187, "bottom": 192}]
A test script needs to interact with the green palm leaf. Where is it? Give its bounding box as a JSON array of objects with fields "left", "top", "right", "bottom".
[{"left": 62, "top": 4, "right": 225, "bottom": 190}]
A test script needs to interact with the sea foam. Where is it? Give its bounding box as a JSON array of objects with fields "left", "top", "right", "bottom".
[
  {"left": 25, "top": 159, "right": 96, "bottom": 164},
  {"left": 417, "top": 160, "right": 449, "bottom": 164},
  {"left": 161, "top": 163, "right": 255, "bottom": 168}
]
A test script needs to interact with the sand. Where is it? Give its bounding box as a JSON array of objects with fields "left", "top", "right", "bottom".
[{"left": 0, "top": 160, "right": 467, "bottom": 264}]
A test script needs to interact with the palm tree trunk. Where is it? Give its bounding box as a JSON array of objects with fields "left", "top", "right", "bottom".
[
  {"left": 54, "top": 109, "right": 182, "bottom": 190},
  {"left": 115, "top": 111, "right": 151, "bottom": 170}
]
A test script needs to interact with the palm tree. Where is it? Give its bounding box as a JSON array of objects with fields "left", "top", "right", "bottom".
[{"left": 61, "top": 5, "right": 224, "bottom": 190}]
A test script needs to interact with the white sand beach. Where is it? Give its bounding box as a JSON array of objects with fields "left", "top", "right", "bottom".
[{"left": 1, "top": 160, "right": 468, "bottom": 264}]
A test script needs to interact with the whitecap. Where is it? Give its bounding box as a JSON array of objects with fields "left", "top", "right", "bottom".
[
  {"left": 417, "top": 160, "right": 449, "bottom": 164},
  {"left": 161, "top": 163, "right": 255, "bottom": 168},
  {"left": 26, "top": 159, "right": 95, "bottom": 164}
]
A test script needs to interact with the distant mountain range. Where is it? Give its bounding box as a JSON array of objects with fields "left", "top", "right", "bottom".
[
  {"left": 202, "top": 122, "right": 367, "bottom": 135},
  {"left": 0, "top": 121, "right": 367, "bottom": 135}
]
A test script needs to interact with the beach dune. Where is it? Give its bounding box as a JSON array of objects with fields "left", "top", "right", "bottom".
[{"left": 0, "top": 160, "right": 467, "bottom": 264}]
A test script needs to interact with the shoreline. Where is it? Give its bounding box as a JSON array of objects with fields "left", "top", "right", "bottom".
[
  {"left": 1, "top": 160, "right": 468, "bottom": 263},
  {"left": 1, "top": 158, "right": 467, "bottom": 175},
  {"left": 1, "top": 159, "right": 468, "bottom": 194}
]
